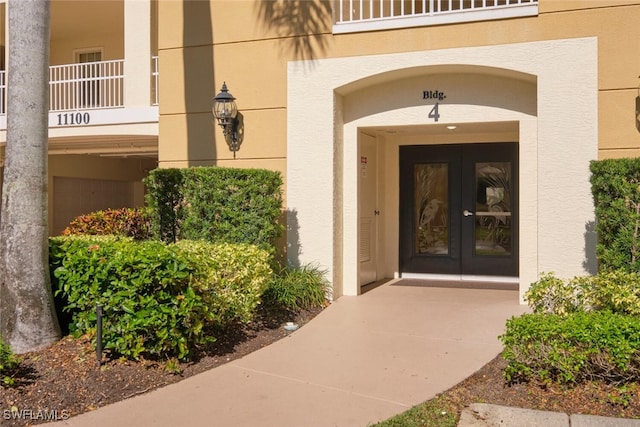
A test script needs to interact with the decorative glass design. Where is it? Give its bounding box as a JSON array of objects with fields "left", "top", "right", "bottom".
[
  {"left": 474, "top": 162, "right": 512, "bottom": 256},
  {"left": 414, "top": 164, "right": 449, "bottom": 254}
]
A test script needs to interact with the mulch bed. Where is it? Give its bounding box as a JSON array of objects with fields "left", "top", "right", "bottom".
[{"left": 441, "top": 354, "right": 640, "bottom": 420}]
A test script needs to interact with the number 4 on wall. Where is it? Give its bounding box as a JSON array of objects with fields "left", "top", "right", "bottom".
[{"left": 428, "top": 103, "right": 440, "bottom": 122}]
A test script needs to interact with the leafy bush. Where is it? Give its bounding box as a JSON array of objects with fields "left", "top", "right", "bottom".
[
  {"left": 174, "top": 240, "right": 272, "bottom": 324},
  {"left": 262, "top": 264, "right": 330, "bottom": 311},
  {"left": 524, "top": 272, "right": 588, "bottom": 315},
  {"left": 49, "top": 236, "right": 271, "bottom": 360},
  {"left": 143, "top": 168, "right": 185, "bottom": 243},
  {"left": 0, "top": 337, "right": 19, "bottom": 386},
  {"left": 62, "top": 208, "right": 151, "bottom": 240},
  {"left": 590, "top": 158, "right": 640, "bottom": 272},
  {"left": 525, "top": 271, "right": 640, "bottom": 316},
  {"left": 586, "top": 270, "right": 640, "bottom": 316},
  {"left": 144, "top": 167, "right": 284, "bottom": 252},
  {"left": 501, "top": 311, "right": 640, "bottom": 385}
]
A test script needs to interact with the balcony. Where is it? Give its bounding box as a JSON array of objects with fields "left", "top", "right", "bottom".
[
  {"left": 48, "top": 60, "right": 125, "bottom": 112},
  {"left": 333, "top": 0, "right": 538, "bottom": 33},
  {"left": 0, "top": 56, "right": 159, "bottom": 130}
]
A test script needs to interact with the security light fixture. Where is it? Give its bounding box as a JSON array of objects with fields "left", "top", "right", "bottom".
[{"left": 212, "top": 82, "right": 241, "bottom": 158}]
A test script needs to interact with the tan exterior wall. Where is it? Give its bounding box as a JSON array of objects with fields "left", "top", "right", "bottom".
[
  {"left": 154, "top": 0, "right": 638, "bottom": 298},
  {"left": 157, "top": 1, "right": 640, "bottom": 168}
]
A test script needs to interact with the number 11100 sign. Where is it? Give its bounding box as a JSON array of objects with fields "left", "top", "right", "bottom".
[{"left": 56, "top": 112, "right": 90, "bottom": 126}]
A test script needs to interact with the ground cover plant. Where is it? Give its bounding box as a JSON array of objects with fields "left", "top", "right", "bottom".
[
  {"left": 0, "top": 337, "right": 19, "bottom": 387},
  {"left": 263, "top": 263, "right": 330, "bottom": 311}
]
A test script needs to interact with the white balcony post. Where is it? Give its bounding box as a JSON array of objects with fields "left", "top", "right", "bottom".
[{"left": 124, "top": 0, "right": 151, "bottom": 108}]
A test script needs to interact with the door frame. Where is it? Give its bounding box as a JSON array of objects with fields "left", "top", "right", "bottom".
[{"left": 399, "top": 142, "right": 519, "bottom": 277}]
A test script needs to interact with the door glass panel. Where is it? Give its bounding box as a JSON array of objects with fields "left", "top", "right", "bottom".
[
  {"left": 475, "top": 162, "right": 512, "bottom": 256},
  {"left": 415, "top": 163, "right": 449, "bottom": 255}
]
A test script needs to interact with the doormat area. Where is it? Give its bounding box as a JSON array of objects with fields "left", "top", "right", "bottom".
[{"left": 392, "top": 278, "right": 518, "bottom": 291}]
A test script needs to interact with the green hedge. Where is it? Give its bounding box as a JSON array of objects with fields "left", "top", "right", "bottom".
[
  {"left": 143, "top": 168, "right": 184, "bottom": 243},
  {"left": 501, "top": 311, "right": 640, "bottom": 385},
  {"left": 590, "top": 158, "right": 640, "bottom": 272},
  {"left": 49, "top": 236, "right": 271, "bottom": 360},
  {"left": 144, "top": 167, "right": 284, "bottom": 253}
]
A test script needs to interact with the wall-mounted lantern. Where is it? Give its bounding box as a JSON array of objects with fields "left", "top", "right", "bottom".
[{"left": 212, "top": 82, "right": 243, "bottom": 158}]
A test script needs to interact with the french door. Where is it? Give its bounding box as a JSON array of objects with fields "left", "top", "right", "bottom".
[{"left": 399, "top": 143, "right": 518, "bottom": 276}]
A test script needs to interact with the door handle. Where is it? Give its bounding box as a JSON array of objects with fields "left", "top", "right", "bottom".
[{"left": 463, "top": 209, "right": 474, "bottom": 217}]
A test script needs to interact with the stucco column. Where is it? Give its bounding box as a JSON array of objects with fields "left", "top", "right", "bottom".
[{"left": 124, "top": 0, "right": 151, "bottom": 107}]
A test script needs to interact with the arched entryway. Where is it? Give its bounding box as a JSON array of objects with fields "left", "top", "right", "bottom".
[
  {"left": 348, "top": 69, "right": 534, "bottom": 289},
  {"left": 287, "top": 38, "right": 598, "bottom": 300}
]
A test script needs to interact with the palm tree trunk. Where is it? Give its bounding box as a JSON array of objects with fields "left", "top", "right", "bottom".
[{"left": 0, "top": 0, "right": 61, "bottom": 353}]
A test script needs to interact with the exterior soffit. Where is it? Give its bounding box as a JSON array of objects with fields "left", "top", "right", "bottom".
[{"left": 47, "top": 134, "right": 158, "bottom": 158}]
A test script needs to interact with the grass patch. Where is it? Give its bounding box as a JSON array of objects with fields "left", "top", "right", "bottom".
[{"left": 371, "top": 394, "right": 458, "bottom": 427}]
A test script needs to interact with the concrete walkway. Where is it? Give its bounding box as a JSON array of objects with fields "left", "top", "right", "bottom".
[{"left": 45, "top": 279, "right": 532, "bottom": 426}]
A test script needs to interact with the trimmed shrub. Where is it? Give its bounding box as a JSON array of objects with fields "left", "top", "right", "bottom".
[
  {"left": 174, "top": 240, "right": 272, "bottom": 324},
  {"left": 590, "top": 157, "right": 640, "bottom": 272},
  {"left": 524, "top": 272, "right": 587, "bottom": 316},
  {"left": 62, "top": 208, "right": 151, "bottom": 240},
  {"left": 263, "top": 264, "right": 330, "bottom": 311},
  {"left": 144, "top": 167, "right": 284, "bottom": 252},
  {"left": 587, "top": 270, "right": 640, "bottom": 316},
  {"left": 501, "top": 311, "right": 640, "bottom": 385},
  {"left": 142, "top": 168, "right": 185, "bottom": 243},
  {"left": 525, "top": 271, "right": 640, "bottom": 316},
  {"left": 49, "top": 236, "right": 271, "bottom": 360}
]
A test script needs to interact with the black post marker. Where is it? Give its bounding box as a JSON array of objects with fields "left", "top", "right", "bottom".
[{"left": 96, "top": 304, "right": 103, "bottom": 368}]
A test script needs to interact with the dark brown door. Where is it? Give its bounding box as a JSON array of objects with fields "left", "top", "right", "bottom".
[{"left": 399, "top": 143, "right": 518, "bottom": 276}]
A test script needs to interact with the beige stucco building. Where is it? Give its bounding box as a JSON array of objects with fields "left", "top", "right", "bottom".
[{"left": 1, "top": 0, "right": 640, "bottom": 301}]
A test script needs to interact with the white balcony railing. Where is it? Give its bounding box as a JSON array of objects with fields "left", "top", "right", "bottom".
[
  {"left": 334, "top": 0, "right": 538, "bottom": 32},
  {"left": 0, "top": 57, "right": 160, "bottom": 115},
  {"left": 49, "top": 60, "right": 124, "bottom": 111}
]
